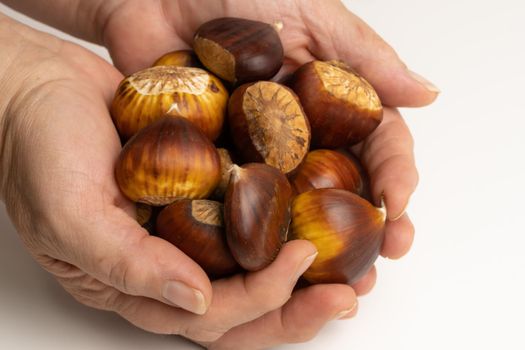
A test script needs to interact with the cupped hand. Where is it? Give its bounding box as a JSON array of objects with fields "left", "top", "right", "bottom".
[
  {"left": 100, "top": 0, "right": 439, "bottom": 106},
  {"left": 0, "top": 20, "right": 356, "bottom": 349}
]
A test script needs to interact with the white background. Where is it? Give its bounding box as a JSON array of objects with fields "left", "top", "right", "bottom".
[{"left": 1, "top": 0, "right": 524, "bottom": 349}]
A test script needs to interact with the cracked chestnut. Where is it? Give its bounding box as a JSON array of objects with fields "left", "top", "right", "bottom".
[
  {"left": 289, "top": 60, "right": 383, "bottom": 148},
  {"left": 290, "top": 189, "right": 386, "bottom": 285},
  {"left": 115, "top": 117, "right": 221, "bottom": 205},
  {"left": 224, "top": 163, "right": 293, "bottom": 271},
  {"left": 228, "top": 81, "right": 311, "bottom": 174},
  {"left": 156, "top": 199, "right": 239, "bottom": 277},
  {"left": 111, "top": 65, "right": 228, "bottom": 141},
  {"left": 193, "top": 17, "right": 284, "bottom": 84}
]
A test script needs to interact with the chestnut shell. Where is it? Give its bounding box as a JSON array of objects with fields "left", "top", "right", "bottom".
[
  {"left": 156, "top": 199, "right": 239, "bottom": 278},
  {"left": 115, "top": 117, "right": 221, "bottom": 205},
  {"left": 228, "top": 81, "right": 311, "bottom": 174},
  {"left": 111, "top": 66, "right": 228, "bottom": 141},
  {"left": 290, "top": 188, "right": 386, "bottom": 285},
  {"left": 224, "top": 163, "right": 293, "bottom": 271},
  {"left": 193, "top": 17, "right": 284, "bottom": 84},
  {"left": 152, "top": 50, "right": 202, "bottom": 68},
  {"left": 288, "top": 149, "right": 368, "bottom": 197},
  {"left": 289, "top": 60, "right": 383, "bottom": 148}
]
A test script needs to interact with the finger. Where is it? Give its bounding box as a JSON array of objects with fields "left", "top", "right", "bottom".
[
  {"left": 305, "top": 1, "right": 439, "bottom": 107},
  {"left": 381, "top": 213, "right": 415, "bottom": 259},
  {"left": 351, "top": 265, "right": 377, "bottom": 296},
  {"left": 62, "top": 207, "right": 213, "bottom": 315},
  {"left": 77, "top": 240, "right": 317, "bottom": 342},
  {"left": 355, "top": 108, "right": 419, "bottom": 221},
  {"left": 208, "top": 284, "right": 357, "bottom": 350}
]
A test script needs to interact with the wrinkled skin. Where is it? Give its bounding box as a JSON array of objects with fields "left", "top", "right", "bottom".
[{"left": 0, "top": 1, "right": 437, "bottom": 349}]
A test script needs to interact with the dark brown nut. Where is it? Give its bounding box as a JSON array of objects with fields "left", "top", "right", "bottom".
[
  {"left": 211, "top": 148, "right": 234, "bottom": 200},
  {"left": 224, "top": 163, "right": 292, "bottom": 271},
  {"left": 193, "top": 17, "right": 284, "bottom": 84},
  {"left": 288, "top": 149, "right": 367, "bottom": 196},
  {"left": 228, "top": 81, "right": 311, "bottom": 174},
  {"left": 156, "top": 199, "right": 239, "bottom": 278},
  {"left": 289, "top": 60, "right": 383, "bottom": 148}
]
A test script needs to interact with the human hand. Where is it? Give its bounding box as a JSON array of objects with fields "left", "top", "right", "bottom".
[
  {"left": 0, "top": 15, "right": 354, "bottom": 349},
  {"left": 100, "top": 0, "right": 439, "bottom": 107}
]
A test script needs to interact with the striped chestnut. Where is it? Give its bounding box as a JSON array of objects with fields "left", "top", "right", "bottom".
[
  {"left": 290, "top": 189, "right": 386, "bottom": 285},
  {"left": 193, "top": 17, "right": 284, "bottom": 84},
  {"left": 115, "top": 117, "right": 221, "bottom": 206},
  {"left": 111, "top": 65, "right": 228, "bottom": 141}
]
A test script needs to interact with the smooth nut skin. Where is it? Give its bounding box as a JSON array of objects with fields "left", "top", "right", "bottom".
[
  {"left": 156, "top": 199, "right": 239, "bottom": 278},
  {"left": 291, "top": 189, "right": 386, "bottom": 285},
  {"left": 289, "top": 60, "right": 383, "bottom": 148},
  {"left": 193, "top": 17, "right": 284, "bottom": 84},
  {"left": 289, "top": 149, "right": 368, "bottom": 196},
  {"left": 152, "top": 50, "right": 202, "bottom": 68},
  {"left": 115, "top": 117, "right": 221, "bottom": 205},
  {"left": 111, "top": 66, "right": 228, "bottom": 141},
  {"left": 228, "top": 81, "right": 311, "bottom": 174},
  {"left": 224, "top": 163, "right": 293, "bottom": 271}
]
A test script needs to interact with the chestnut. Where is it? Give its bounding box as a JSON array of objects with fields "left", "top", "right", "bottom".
[
  {"left": 289, "top": 60, "right": 383, "bottom": 148},
  {"left": 193, "top": 17, "right": 284, "bottom": 84},
  {"left": 115, "top": 116, "right": 221, "bottom": 205},
  {"left": 290, "top": 189, "right": 386, "bottom": 285},
  {"left": 111, "top": 65, "right": 228, "bottom": 141},
  {"left": 136, "top": 203, "right": 153, "bottom": 226},
  {"left": 288, "top": 149, "right": 368, "bottom": 196},
  {"left": 228, "top": 81, "right": 311, "bottom": 174},
  {"left": 156, "top": 199, "right": 239, "bottom": 277},
  {"left": 224, "top": 163, "right": 292, "bottom": 271},
  {"left": 152, "top": 50, "right": 202, "bottom": 68}
]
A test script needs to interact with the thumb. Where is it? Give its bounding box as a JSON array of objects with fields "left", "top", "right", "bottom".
[
  {"left": 307, "top": 2, "right": 440, "bottom": 107},
  {"left": 70, "top": 209, "right": 213, "bottom": 315}
]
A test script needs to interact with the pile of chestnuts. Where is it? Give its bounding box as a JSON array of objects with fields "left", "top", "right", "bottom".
[{"left": 112, "top": 17, "right": 387, "bottom": 285}]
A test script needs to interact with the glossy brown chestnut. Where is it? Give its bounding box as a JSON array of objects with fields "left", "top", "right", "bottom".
[
  {"left": 115, "top": 117, "right": 221, "bottom": 205},
  {"left": 156, "top": 199, "right": 239, "bottom": 277},
  {"left": 224, "top": 163, "right": 293, "bottom": 271},
  {"left": 228, "top": 81, "right": 311, "bottom": 174},
  {"left": 289, "top": 149, "right": 367, "bottom": 196},
  {"left": 152, "top": 50, "right": 202, "bottom": 68},
  {"left": 290, "top": 189, "right": 386, "bottom": 285},
  {"left": 289, "top": 60, "right": 383, "bottom": 148},
  {"left": 111, "top": 65, "right": 228, "bottom": 141},
  {"left": 193, "top": 17, "right": 284, "bottom": 84}
]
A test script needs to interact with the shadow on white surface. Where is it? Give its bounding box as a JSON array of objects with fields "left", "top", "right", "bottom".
[{"left": 0, "top": 204, "right": 199, "bottom": 350}]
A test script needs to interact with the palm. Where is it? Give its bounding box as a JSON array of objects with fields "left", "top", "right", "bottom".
[{"left": 104, "top": 0, "right": 343, "bottom": 76}]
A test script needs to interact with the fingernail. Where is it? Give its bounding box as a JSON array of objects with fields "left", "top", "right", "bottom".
[
  {"left": 333, "top": 302, "right": 358, "bottom": 320},
  {"left": 162, "top": 281, "right": 207, "bottom": 315},
  {"left": 293, "top": 252, "right": 318, "bottom": 282},
  {"left": 408, "top": 70, "right": 440, "bottom": 93}
]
